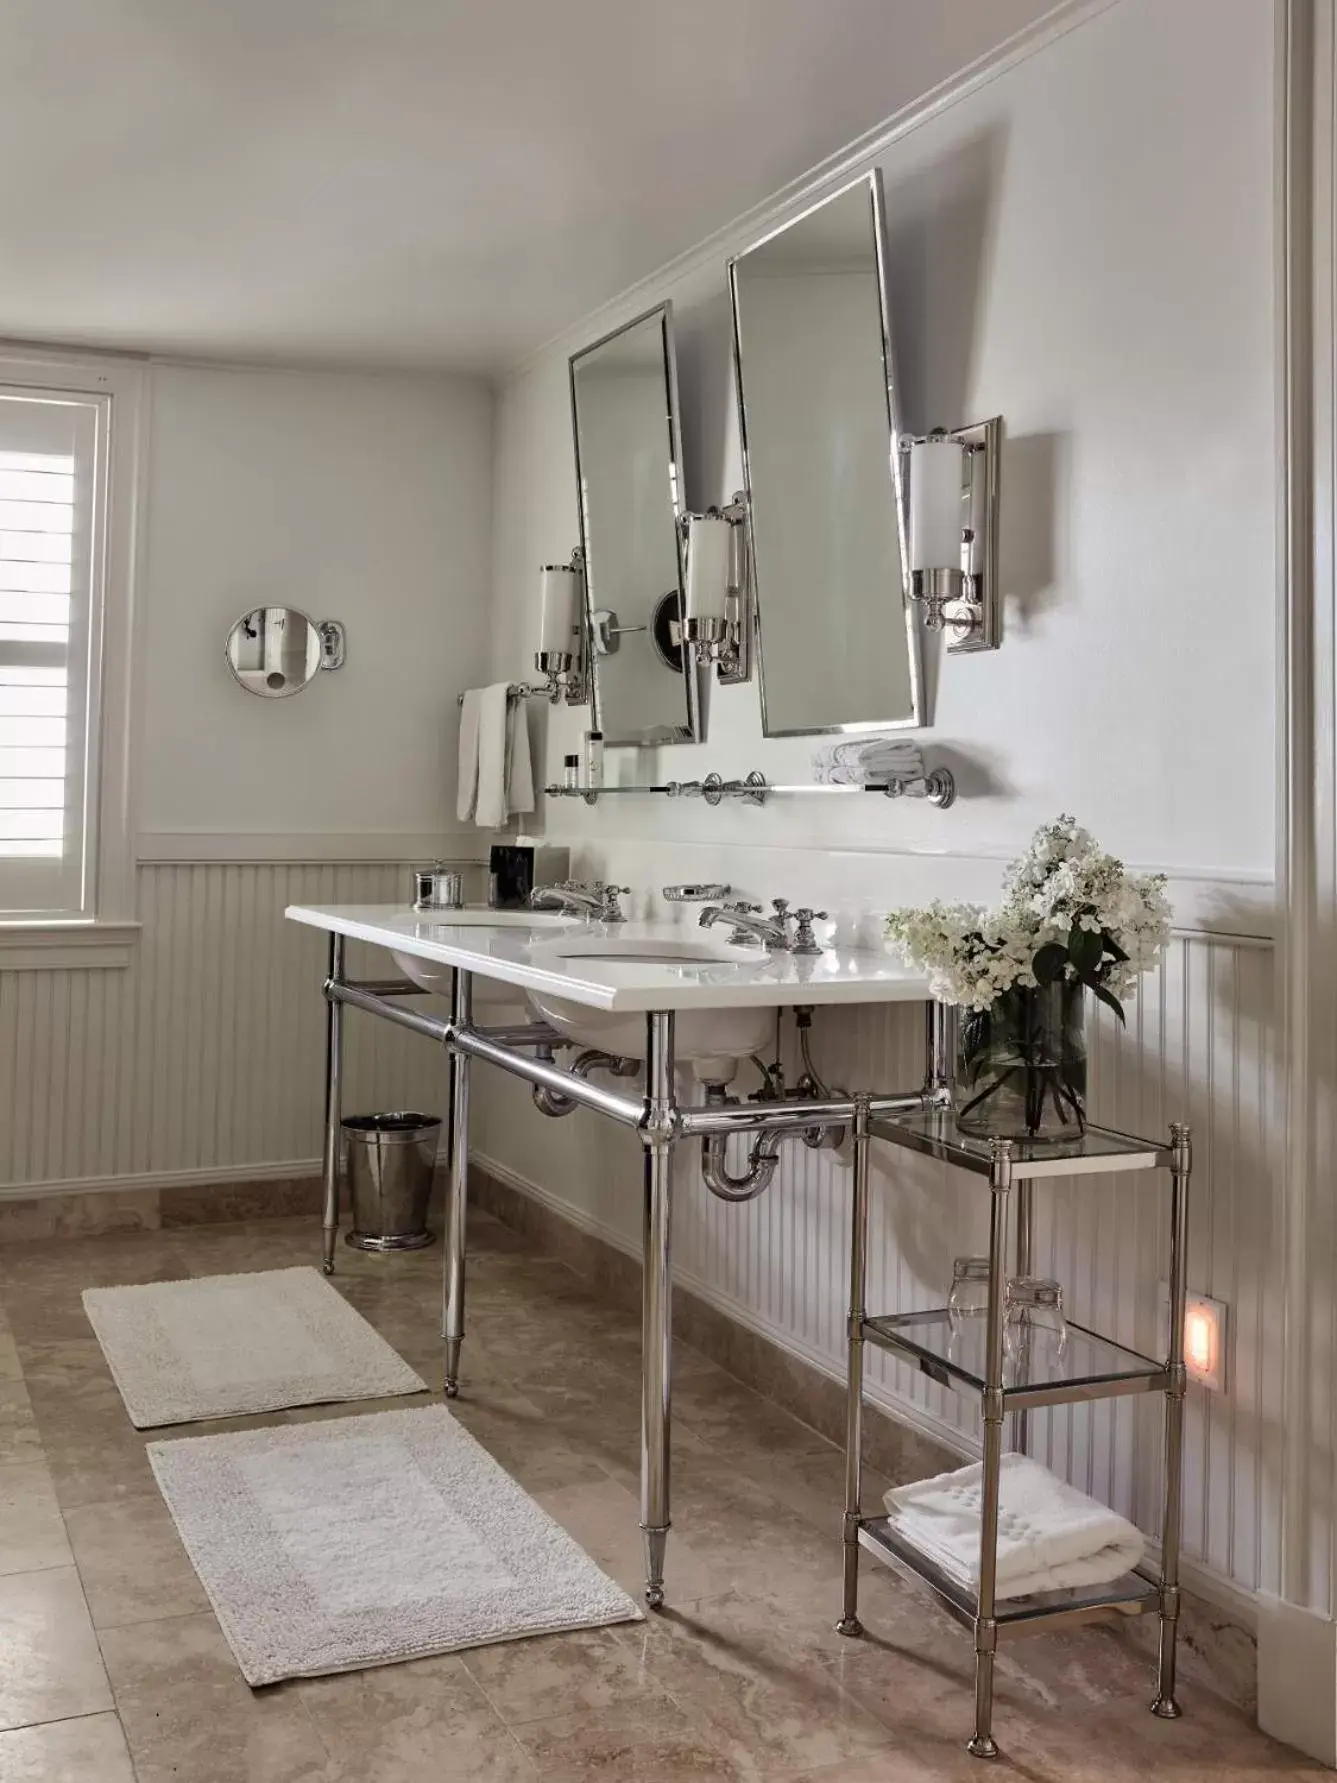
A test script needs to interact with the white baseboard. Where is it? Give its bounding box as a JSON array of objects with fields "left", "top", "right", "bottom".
[
  {"left": 472, "top": 1148, "right": 1264, "bottom": 1637},
  {"left": 0, "top": 1158, "right": 323, "bottom": 1202},
  {"left": 1258, "top": 1597, "right": 1337, "bottom": 1766}
]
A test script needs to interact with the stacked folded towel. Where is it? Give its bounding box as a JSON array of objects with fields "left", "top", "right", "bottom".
[
  {"left": 812, "top": 736, "right": 925, "bottom": 787},
  {"left": 883, "top": 1454, "right": 1144, "bottom": 1600}
]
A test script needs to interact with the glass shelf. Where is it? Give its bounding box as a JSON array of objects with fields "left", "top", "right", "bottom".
[
  {"left": 869, "top": 1104, "right": 1170, "bottom": 1179},
  {"left": 862, "top": 1308, "right": 1167, "bottom": 1410},
  {"left": 857, "top": 1515, "right": 1161, "bottom": 1640}
]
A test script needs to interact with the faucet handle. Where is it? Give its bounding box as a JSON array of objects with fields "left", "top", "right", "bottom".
[
  {"left": 600, "top": 884, "right": 630, "bottom": 923},
  {"left": 771, "top": 897, "right": 792, "bottom": 924},
  {"left": 791, "top": 908, "right": 829, "bottom": 956},
  {"left": 728, "top": 900, "right": 762, "bottom": 914}
]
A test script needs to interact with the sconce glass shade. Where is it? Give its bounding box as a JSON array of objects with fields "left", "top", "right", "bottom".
[
  {"left": 538, "top": 565, "right": 581, "bottom": 654},
  {"left": 909, "top": 437, "right": 967, "bottom": 573},
  {"left": 684, "top": 515, "right": 731, "bottom": 623}
]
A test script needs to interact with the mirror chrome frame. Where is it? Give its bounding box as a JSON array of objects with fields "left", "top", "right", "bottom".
[
  {"left": 568, "top": 301, "right": 701, "bottom": 747},
  {"left": 727, "top": 168, "right": 925, "bottom": 738}
]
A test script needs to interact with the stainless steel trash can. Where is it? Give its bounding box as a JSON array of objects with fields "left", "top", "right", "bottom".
[{"left": 341, "top": 1112, "right": 440, "bottom": 1252}]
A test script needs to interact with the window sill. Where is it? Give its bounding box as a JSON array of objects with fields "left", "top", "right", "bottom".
[{"left": 0, "top": 921, "right": 141, "bottom": 971}]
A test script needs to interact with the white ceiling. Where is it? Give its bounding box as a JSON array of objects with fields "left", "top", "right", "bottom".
[{"left": 2, "top": 0, "right": 1059, "bottom": 374}]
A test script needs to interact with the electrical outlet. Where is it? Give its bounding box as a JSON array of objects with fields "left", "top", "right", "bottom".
[{"left": 1159, "top": 1284, "right": 1228, "bottom": 1392}]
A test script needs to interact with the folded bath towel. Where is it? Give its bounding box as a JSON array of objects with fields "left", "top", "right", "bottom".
[{"left": 883, "top": 1453, "right": 1144, "bottom": 1601}]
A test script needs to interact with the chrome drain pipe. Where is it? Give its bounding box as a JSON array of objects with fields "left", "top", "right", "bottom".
[{"left": 533, "top": 1048, "right": 640, "bottom": 1118}]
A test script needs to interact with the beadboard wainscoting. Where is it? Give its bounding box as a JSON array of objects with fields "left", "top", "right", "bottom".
[
  {"left": 0, "top": 862, "right": 459, "bottom": 1195},
  {"left": 473, "top": 930, "right": 1280, "bottom": 1619}
]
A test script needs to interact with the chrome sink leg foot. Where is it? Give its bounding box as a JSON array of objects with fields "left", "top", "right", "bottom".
[
  {"left": 443, "top": 969, "right": 472, "bottom": 1400},
  {"left": 640, "top": 1010, "right": 675, "bottom": 1613}
]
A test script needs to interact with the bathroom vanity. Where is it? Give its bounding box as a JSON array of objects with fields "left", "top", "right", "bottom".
[{"left": 286, "top": 900, "right": 1192, "bottom": 1759}]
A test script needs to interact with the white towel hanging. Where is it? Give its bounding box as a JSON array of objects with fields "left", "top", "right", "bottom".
[
  {"left": 505, "top": 698, "right": 535, "bottom": 818},
  {"left": 456, "top": 688, "right": 483, "bottom": 823},
  {"left": 472, "top": 683, "right": 512, "bottom": 828}
]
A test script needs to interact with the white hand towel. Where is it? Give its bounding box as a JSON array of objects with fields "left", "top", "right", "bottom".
[
  {"left": 472, "top": 683, "right": 512, "bottom": 829},
  {"left": 505, "top": 697, "right": 535, "bottom": 818},
  {"left": 456, "top": 688, "right": 482, "bottom": 823},
  {"left": 883, "top": 1453, "right": 1144, "bottom": 1601}
]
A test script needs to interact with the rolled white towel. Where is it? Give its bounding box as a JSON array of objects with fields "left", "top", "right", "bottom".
[
  {"left": 812, "top": 736, "right": 925, "bottom": 787},
  {"left": 883, "top": 1453, "right": 1144, "bottom": 1601}
]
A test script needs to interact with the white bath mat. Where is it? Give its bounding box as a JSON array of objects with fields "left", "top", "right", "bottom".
[
  {"left": 148, "top": 1405, "right": 641, "bottom": 1684},
  {"left": 83, "top": 1266, "right": 427, "bottom": 1428}
]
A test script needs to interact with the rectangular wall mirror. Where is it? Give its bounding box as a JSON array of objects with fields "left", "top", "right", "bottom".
[
  {"left": 569, "top": 303, "right": 700, "bottom": 746},
  {"left": 729, "top": 169, "right": 922, "bottom": 736}
]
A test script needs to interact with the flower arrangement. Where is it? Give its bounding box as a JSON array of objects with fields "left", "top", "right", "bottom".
[{"left": 885, "top": 817, "right": 1171, "bottom": 1138}]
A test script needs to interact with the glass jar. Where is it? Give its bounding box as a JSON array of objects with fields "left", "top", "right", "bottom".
[{"left": 954, "top": 981, "right": 1087, "bottom": 1143}]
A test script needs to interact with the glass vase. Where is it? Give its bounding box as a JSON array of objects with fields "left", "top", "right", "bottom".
[{"left": 954, "top": 982, "right": 1087, "bottom": 1143}]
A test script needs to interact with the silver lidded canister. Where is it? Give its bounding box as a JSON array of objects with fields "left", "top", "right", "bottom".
[{"left": 412, "top": 864, "right": 464, "bottom": 912}]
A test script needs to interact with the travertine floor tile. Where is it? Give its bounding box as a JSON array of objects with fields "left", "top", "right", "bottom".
[
  {"left": 463, "top": 1625, "right": 673, "bottom": 1726},
  {"left": 300, "top": 1651, "right": 536, "bottom": 1781},
  {"left": 64, "top": 1490, "right": 209, "bottom": 1628},
  {"left": 0, "top": 1462, "right": 74, "bottom": 1577},
  {"left": 101, "top": 1611, "right": 332, "bottom": 1783},
  {"left": 508, "top": 1697, "right": 744, "bottom": 1781},
  {"left": 0, "top": 1381, "right": 42, "bottom": 1465},
  {"left": 0, "top": 1710, "right": 135, "bottom": 1781},
  {"left": 0, "top": 1566, "right": 113, "bottom": 1730}
]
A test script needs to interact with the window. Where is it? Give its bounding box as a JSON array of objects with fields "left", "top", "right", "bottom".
[{"left": 0, "top": 356, "right": 140, "bottom": 958}]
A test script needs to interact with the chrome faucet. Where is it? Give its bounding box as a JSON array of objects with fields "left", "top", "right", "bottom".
[
  {"left": 529, "top": 879, "right": 628, "bottom": 922},
  {"left": 699, "top": 898, "right": 793, "bottom": 950}
]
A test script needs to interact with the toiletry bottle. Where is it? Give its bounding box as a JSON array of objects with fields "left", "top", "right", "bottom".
[
  {"left": 584, "top": 730, "right": 604, "bottom": 792},
  {"left": 563, "top": 753, "right": 581, "bottom": 794}
]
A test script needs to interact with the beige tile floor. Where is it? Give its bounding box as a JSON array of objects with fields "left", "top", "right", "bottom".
[{"left": 0, "top": 1208, "right": 1323, "bottom": 1781}]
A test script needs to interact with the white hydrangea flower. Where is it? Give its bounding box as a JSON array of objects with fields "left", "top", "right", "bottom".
[{"left": 885, "top": 815, "right": 1170, "bottom": 1012}]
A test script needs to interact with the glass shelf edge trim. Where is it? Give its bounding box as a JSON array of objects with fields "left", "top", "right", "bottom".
[{"left": 868, "top": 1106, "right": 1170, "bottom": 1177}]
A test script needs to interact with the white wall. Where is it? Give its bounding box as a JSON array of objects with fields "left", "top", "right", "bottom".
[
  {"left": 0, "top": 357, "right": 494, "bottom": 1194},
  {"left": 476, "top": 0, "right": 1286, "bottom": 1633},
  {"left": 492, "top": 0, "right": 1275, "bottom": 882},
  {"left": 140, "top": 362, "right": 493, "bottom": 851}
]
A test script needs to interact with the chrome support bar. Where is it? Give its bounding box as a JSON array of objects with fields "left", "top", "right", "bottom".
[
  {"left": 450, "top": 1025, "right": 646, "bottom": 1128},
  {"left": 332, "top": 980, "right": 452, "bottom": 1044},
  {"left": 1152, "top": 1122, "right": 1192, "bottom": 1721},
  {"left": 837, "top": 1094, "right": 873, "bottom": 1638},
  {"left": 344, "top": 977, "right": 427, "bottom": 997},
  {"left": 640, "top": 1011, "right": 675, "bottom": 1610},
  {"left": 320, "top": 933, "right": 345, "bottom": 1275},
  {"left": 443, "top": 970, "right": 471, "bottom": 1399},
  {"left": 679, "top": 1090, "right": 926, "bottom": 1137},
  {"left": 969, "top": 1138, "right": 1013, "bottom": 1762}
]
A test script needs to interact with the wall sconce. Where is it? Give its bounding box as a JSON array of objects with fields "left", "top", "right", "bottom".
[
  {"left": 680, "top": 494, "right": 750, "bottom": 685},
  {"left": 902, "top": 417, "right": 1002, "bottom": 652},
  {"left": 535, "top": 547, "right": 590, "bottom": 705}
]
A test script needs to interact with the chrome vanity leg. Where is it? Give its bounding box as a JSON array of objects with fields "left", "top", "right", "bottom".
[
  {"left": 1152, "top": 1123, "right": 1192, "bottom": 1720},
  {"left": 443, "top": 969, "right": 472, "bottom": 1399},
  {"left": 1013, "top": 1176, "right": 1033, "bottom": 1456},
  {"left": 640, "top": 1010, "right": 675, "bottom": 1610},
  {"left": 837, "top": 1094, "right": 873, "bottom": 1637},
  {"left": 320, "top": 933, "right": 345, "bottom": 1275},
  {"left": 970, "top": 1138, "right": 1013, "bottom": 1761}
]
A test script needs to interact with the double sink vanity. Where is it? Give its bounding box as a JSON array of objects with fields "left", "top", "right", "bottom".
[{"left": 286, "top": 887, "right": 1194, "bottom": 1760}]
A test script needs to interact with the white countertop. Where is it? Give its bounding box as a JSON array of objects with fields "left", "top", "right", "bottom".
[{"left": 285, "top": 904, "right": 932, "bottom": 1014}]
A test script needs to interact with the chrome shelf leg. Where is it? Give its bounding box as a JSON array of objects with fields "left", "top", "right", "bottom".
[
  {"left": 969, "top": 1138, "right": 1013, "bottom": 1762},
  {"left": 838, "top": 1094, "right": 873, "bottom": 1637},
  {"left": 1152, "top": 1123, "right": 1192, "bottom": 1720},
  {"left": 320, "top": 933, "right": 345, "bottom": 1275},
  {"left": 640, "top": 1010, "right": 675, "bottom": 1610},
  {"left": 1013, "top": 1177, "right": 1033, "bottom": 1456},
  {"left": 443, "top": 969, "right": 472, "bottom": 1399}
]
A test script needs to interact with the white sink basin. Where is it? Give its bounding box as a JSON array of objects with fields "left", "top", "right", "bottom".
[
  {"left": 523, "top": 933, "right": 774, "bottom": 1072},
  {"left": 392, "top": 909, "right": 575, "bottom": 1008}
]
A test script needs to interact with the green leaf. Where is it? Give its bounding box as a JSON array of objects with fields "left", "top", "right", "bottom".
[
  {"left": 1090, "top": 981, "right": 1126, "bottom": 1025},
  {"left": 1068, "top": 926, "right": 1102, "bottom": 973},
  {"left": 1033, "top": 942, "right": 1067, "bottom": 985}
]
